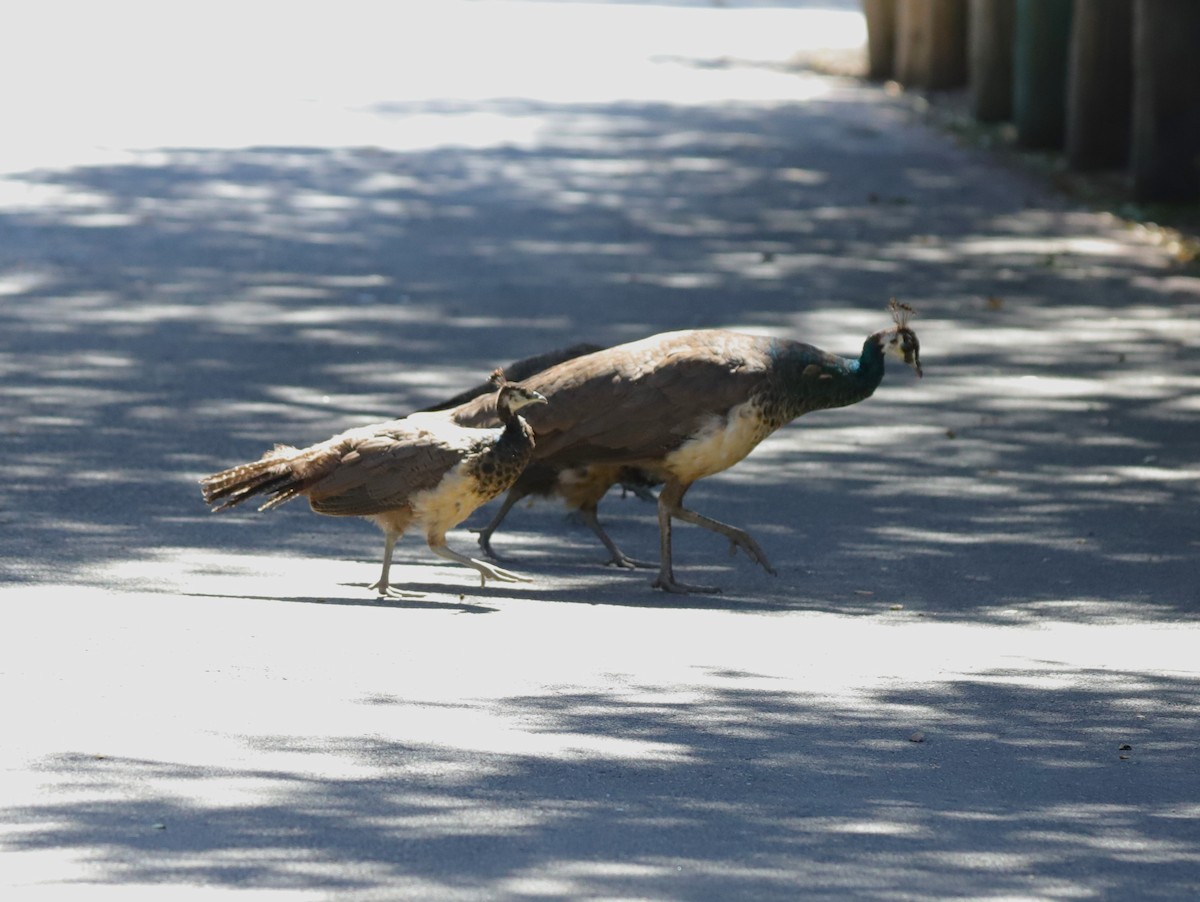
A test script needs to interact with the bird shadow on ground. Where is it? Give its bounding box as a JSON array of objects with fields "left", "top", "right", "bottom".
[{"left": 179, "top": 591, "right": 500, "bottom": 615}]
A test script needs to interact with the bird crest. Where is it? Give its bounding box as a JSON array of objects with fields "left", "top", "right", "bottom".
[
  {"left": 885, "top": 299, "right": 923, "bottom": 377},
  {"left": 888, "top": 298, "right": 916, "bottom": 328},
  {"left": 488, "top": 367, "right": 508, "bottom": 388}
]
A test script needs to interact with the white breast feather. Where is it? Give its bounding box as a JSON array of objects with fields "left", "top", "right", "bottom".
[
  {"left": 409, "top": 464, "right": 490, "bottom": 537},
  {"left": 663, "top": 400, "right": 772, "bottom": 483}
]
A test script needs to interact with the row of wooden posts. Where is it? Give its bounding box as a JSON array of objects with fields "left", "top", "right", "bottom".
[{"left": 862, "top": 0, "right": 1200, "bottom": 203}]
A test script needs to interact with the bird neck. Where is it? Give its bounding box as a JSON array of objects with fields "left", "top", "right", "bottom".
[
  {"left": 776, "top": 333, "right": 888, "bottom": 420},
  {"left": 852, "top": 332, "right": 888, "bottom": 391},
  {"left": 497, "top": 411, "right": 535, "bottom": 451}
]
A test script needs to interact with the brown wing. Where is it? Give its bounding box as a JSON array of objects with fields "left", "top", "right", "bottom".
[
  {"left": 305, "top": 417, "right": 490, "bottom": 516},
  {"left": 452, "top": 330, "right": 777, "bottom": 468}
]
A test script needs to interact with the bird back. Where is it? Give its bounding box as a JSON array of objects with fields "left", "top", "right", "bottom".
[{"left": 451, "top": 329, "right": 853, "bottom": 469}]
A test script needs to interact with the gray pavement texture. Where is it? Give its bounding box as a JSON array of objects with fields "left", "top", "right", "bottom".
[{"left": 2, "top": 2, "right": 1199, "bottom": 900}]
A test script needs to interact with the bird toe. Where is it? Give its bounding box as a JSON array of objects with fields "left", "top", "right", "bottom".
[
  {"left": 605, "top": 554, "right": 656, "bottom": 570},
  {"left": 652, "top": 576, "right": 722, "bottom": 595}
]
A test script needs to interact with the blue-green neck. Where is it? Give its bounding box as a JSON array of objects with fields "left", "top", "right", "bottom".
[
  {"left": 851, "top": 334, "right": 886, "bottom": 389},
  {"left": 775, "top": 334, "right": 887, "bottom": 419}
]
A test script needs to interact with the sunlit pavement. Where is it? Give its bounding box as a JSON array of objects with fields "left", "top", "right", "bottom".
[{"left": 2, "top": 2, "right": 1199, "bottom": 899}]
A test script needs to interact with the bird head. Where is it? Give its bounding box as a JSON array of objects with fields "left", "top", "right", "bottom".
[
  {"left": 880, "top": 300, "right": 923, "bottom": 378},
  {"left": 492, "top": 368, "right": 549, "bottom": 416}
]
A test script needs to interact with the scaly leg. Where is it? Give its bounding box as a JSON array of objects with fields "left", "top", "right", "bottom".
[
  {"left": 650, "top": 480, "right": 777, "bottom": 594},
  {"left": 469, "top": 487, "right": 525, "bottom": 560},
  {"left": 367, "top": 531, "right": 425, "bottom": 598},
  {"left": 669, "top": 506, "right": 776, "bottom": 576},
  {"left": 428, "top": 536, "right": 532, "bottom": 587},
  {"left": 651, "top": 481, "right": 722, "bottom": 594},
  {"left": 576, "top": 503, "right": 654, "bottom": 570}
]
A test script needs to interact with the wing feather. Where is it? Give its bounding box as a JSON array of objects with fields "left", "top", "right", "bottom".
[
  {"left": 481, "top": 330, "right": 778, "bottom": 466},
  {"left": 306, "top": 418, "right": 494, "bottom": 516}
]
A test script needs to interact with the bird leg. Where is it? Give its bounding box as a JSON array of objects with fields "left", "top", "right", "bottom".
[
  {"left": 469, "top": 488, "right": 524, "bottom": 561},
  {"left": 428, "top": 536, "right": 532, "bottom": 587},
  {"left": 651, "top": 481, "right": 722, "bottom": 594},
  {"left": 576, "top": 504, "right": 655, "bottom": 570},
  {"left": 367, "top": 532, "right": 426, "bottom": 598},
  {"left": 651, "top": 480, "right": 777, "bottom": 594},
  {"left": 668, "top": 506, "right": 777, "bottom": 576}
]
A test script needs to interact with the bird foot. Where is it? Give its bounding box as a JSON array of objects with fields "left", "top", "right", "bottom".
[
  {"left": 605, "top": 553, "right": 657, "bottom": 570},
  {"left": 472, "top": 561, "right": 533, "bottom": 586},
  {"left": 368, "top": 581, "right": 426, "bottom": 599},
  {"left": 728, "top": 536, "right": 777, "bottom": 576},
  {"left": 652, "top": 575, "right": 722, "bottom": 595}
]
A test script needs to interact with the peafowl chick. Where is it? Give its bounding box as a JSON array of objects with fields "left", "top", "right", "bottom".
[
  {"left": 200, "top": 372, "right": 547, "bottom": 596},
  {"left": 450, "top": 301, "right": 922, "bottom": 594}
]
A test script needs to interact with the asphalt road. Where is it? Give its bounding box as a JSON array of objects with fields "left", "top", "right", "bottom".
[{"left": 2, "top": 2, "right": 1199, "bottom": 900}]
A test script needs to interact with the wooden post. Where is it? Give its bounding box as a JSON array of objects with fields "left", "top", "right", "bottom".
[
  {"left": 895, "top": 0, "right": 930, "bottom": 87},
  {"left": 926, "top": 0, "right": 968, "bottom": 89},
  {"left": 896, "top": 0, "right": 968, "bottom": 90},
  {"left": 863, "top": 0, "right": 897, "bottom": 81},
  {"left": 1132, "top": 0, "right": 1200, "bottom": 201},
  {"left": 1013, "top": 0, "right": 1074, "bottom": 149},
  {"left": 969, "top": 0, "right": 1016, "bottom": 122},
  {"left": 1066, "top": 0, "right": 1132, "bottom": 170}
]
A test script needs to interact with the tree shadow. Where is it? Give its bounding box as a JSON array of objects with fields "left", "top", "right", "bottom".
[
  {"left": 6, "top": 669, "right": 1199, "bottom": 898},
  {"left": 5, "top": 12, "right": 1199, "bottom": 900}
]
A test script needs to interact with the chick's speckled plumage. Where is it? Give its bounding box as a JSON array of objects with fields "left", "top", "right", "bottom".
[{"left": 200, "top": 379, "right": 547, "bottom": 595}]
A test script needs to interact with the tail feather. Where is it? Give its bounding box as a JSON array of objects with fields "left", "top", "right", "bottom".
[{"left": 200, "top": 446, "right": 308, "bottom": 512}]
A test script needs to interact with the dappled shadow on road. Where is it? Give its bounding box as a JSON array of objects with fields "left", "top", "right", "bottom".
[
  {"left": 6, "top": 668, "right": 1200, "bottom": 898},
  {"left": 5, "top": 11, "right": 1198, "bottom": 901},
  {"left": 1, "top": 90, "right": 1197, "bottom": 621}
]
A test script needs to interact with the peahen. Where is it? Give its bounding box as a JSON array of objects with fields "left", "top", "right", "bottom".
[{"left": 449, "top": 301, "right": 922, "bottom": 593}]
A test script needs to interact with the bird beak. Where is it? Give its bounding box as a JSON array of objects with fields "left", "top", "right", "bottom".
[
  {"left": 531, "top": 390, "right": 549, "bottom": 405},
  {"left": 902, "top": 341, "right": 922, "bottom": 378}
]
